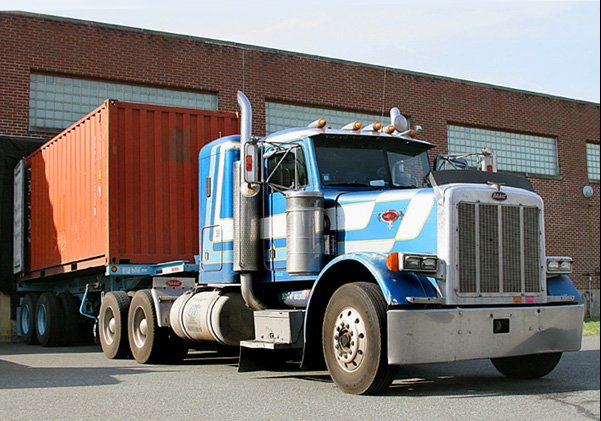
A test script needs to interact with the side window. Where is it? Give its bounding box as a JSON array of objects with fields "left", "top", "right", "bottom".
[{"left": 267, "top": 147, "right": 308, "bottom": 191}]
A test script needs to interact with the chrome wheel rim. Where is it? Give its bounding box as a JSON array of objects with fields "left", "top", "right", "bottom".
[
  {"left": 332, "top": 306, "right": 366, "bottom": 373},
  {"left": 22, "top": 304, "right": 31, "bottom": 334},
  {"left": 102, "top": 307, "right": 116, "bottom": 345},
  {"left": 36, "top": 304, "right": 47, "bottom": 336},
  {"left": 132, "top": 306, "right": 148, "bottom": 349}
]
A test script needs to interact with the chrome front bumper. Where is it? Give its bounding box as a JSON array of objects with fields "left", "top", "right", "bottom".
[{"left": 387, "top": 304, "right": 584, "bottom": 365}]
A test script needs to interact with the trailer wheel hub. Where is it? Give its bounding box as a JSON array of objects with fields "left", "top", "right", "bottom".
[{"left": 332, "top": 306, "right": 366, "bottom": 372}]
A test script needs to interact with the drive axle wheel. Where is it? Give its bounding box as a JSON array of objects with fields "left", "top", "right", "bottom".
[
  {"left": 99, "top": 291, "right": 131, "bottom": 359},
  {"left": 322, "top": 282, "right": 396, "bottom": 395},
  {"left": 128, "top": 290, "right": 163, "bottom": 364},
  {"left": 491, "top": 352, "right": 562, "bottom": 379}
]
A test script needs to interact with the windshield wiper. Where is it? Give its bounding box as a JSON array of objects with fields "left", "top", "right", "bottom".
[{"left": 328, "top": 182, "right": 378, "bottom": 189}]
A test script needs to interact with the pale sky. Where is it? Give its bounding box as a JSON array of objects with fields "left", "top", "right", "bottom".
[{"left": 2, "top": 0, "right": 600, "bottom": 103}]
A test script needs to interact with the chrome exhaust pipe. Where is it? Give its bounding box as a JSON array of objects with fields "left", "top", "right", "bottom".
[{"left": 235, "top": 91, "right": 265, "bottom": 310}]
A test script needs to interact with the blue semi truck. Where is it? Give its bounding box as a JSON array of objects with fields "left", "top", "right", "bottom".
[{"left": 17, "top": 92, "right": 583, "bottom": 394}]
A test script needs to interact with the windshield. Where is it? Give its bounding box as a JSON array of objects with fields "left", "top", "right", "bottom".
[{"left": 313, "top": 135, "right": 432, "bottom": 189}]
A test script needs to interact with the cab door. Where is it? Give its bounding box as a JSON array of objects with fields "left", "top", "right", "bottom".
[{"left": 264, "top": 144, "right": 309, "bottom": 274}]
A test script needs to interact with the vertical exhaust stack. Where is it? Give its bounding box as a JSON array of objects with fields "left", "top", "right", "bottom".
[{"left": 235, "top": 91, "right": 265, "bottom": 310}]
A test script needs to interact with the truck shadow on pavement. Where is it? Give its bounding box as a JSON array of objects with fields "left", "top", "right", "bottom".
[
  {"left": 0, "top": 359, "right": 162, "bottom": 390},
  {"left": 256, "top": 349, "right": 600, "bottom": 397}
]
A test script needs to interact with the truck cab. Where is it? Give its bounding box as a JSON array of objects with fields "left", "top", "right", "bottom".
[{"left": 179, "top": 92, "right": 583, "bottom": 394}]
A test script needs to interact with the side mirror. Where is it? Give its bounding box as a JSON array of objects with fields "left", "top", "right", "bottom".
[{"left": 434, "top": 153, "right": 469, "bottom": 171}]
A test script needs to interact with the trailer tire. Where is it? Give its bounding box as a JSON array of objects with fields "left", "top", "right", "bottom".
[
  {"left": 99, "top": 291, "right": 131, "bottom": 359},
  {"left": 128, "top": 290, "right": 164, "bottom": 364},
  {"left": 491, "top": 352, "right": 562, "bottom": 379},
  {"left": 322, "top": 282, "right": 396, "bottom": 395},
  {"left": 21, "top": 294, "right": 38, "bottom": 345},
  {"left": 35, "top": 292, "right": 64, "bottom": 347},
  {"left": 58, "top": 292, "right": 81, "bottom": 346}
]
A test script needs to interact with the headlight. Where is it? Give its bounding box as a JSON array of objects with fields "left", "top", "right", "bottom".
[
  {"left": 559, "top": 261, "right": 573, "bottom": 272},
  {"left": 386, "top": 252, "right": 438, "bottom": 274},
  {"left": 404, "top": 256, "right": 422, "bottom": 270},
  {"left": 421, "top": 258, "right": 438, "bottom": 271},
  {"left": 546, "top": 257, "right": 573, "bottom": 274}
]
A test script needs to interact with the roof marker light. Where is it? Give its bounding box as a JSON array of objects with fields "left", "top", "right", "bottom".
[
  {"left": 308, "top": 118, "right": 327, "bottom": 128},
  {"left": 341, "top": 121, "right": 362, "bottom": 130},
  {"left": 363, "top": 122, "right": 382, "bottom": 132}
]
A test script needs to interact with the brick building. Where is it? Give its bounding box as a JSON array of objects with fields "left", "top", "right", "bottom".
[{"left": 0, "top": 11, "right": 599, "bottom": 336}]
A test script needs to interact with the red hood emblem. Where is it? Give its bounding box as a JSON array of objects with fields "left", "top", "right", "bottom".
[{"left": 378, "top": 210, "right": 403, "bottom": 229}]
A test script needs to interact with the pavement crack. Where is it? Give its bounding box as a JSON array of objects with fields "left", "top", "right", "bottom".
[{"left": 546, "top": 395, "right": 599, "bottom": 420}]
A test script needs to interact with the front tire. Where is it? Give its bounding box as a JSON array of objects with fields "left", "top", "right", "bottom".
[
  {"left": 491, "top": 352, "right": 562, "bottom": 379},
  {"left": 322, "top": 282, "right": 396, "bottom": 395},
  {"left": 99, "top": 291, "right": 131, "bottom": 359}
]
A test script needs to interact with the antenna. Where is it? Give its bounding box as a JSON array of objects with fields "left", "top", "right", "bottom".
[
  {"left": 381, "top": 69, "right": 387, "bottom": 122},
  {"left": 241, "top": 49, "right": 246, "bottom": 93}
]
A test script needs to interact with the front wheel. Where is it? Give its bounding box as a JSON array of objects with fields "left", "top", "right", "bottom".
[
  {"left": 322, "top": 282, "right": 396, "bottom": 395},
  {"left": 491, "top": 352, "right": 562, "bottom": 379}
]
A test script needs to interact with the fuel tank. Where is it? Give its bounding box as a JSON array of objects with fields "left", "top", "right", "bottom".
[{"left": 170, "top": 289, "right": 254, "bottom": 346}]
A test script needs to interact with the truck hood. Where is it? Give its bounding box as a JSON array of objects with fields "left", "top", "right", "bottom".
[{"left": 322, "top": 187, "right": 438, "bottom": 255}]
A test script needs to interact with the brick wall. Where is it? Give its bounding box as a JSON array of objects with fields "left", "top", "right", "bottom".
[{"left": 1, "top": 12, "right": 599, "bottom": 289}]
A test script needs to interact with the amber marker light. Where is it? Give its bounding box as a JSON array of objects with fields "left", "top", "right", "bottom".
[
  {"left": 308, "top": 118, "right": 327, "bottom": 128},
  {"left": 353, "top": 121, "right": 362, "bottom": 130},
  {"left": 373, "top": 122, "right": 382, "bottom": 131},
  {"left": 386, "top": 252, "right": 399, "bottom": 272},
  {"left": 111, "top": 266, "right": 118, "bottom": 273},
  {"left": 385, "top": 125, "right": 395, "bottom": 134},
  {"left": 408, "top": 129, "right": 417, "bottom": 137}
]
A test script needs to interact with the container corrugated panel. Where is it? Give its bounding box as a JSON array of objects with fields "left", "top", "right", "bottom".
[{"left": 27, "top": 100, "right": 238, "bottom": 274}]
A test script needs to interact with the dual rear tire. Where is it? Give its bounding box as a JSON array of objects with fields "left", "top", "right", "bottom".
[
  {"left": 98, "top": 291, "right": 131, "bottom": 359},
  {"left": 99, "top": 290, "right": 189, "bottom": 364},
  {"left": 21, "top": 292, "right": 82, "bottom": 346}
]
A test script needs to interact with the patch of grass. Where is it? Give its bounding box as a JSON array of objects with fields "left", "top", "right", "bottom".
[{"left": 583, "top": 318, "right": 600, "bottom": 336}]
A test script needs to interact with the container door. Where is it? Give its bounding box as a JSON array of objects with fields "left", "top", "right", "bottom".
[{"left": 13, "top": 160, "right": 25, "bottom": 274}]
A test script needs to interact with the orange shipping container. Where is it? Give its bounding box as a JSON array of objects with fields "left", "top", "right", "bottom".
[{"left": 24, "top": 100, "right": 239, "bottom": 276}]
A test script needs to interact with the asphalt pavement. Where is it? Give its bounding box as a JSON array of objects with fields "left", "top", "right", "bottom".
[{"left": 0, "top": 337, "right": 599, "bottom": 420}]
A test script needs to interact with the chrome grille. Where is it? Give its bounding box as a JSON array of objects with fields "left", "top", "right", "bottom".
[{"left": 458, "top": 202, "right": 542, "bottom": 295}]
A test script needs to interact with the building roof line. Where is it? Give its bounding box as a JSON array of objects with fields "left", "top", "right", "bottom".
[{"left": 2, "top": 10, "right": 599, "bottom": 108}]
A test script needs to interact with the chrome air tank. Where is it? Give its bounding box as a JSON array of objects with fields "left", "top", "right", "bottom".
[
  {"left": 286, "top": 191, "right": 324, "bottom": 275},
  {"left": 170, "top": 289, "right": 254, "bottom": 346}
]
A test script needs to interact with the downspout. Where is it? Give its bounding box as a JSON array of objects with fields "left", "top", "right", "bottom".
[{"left": 235, "top": 91, "right": 266, "bottom": 310}]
